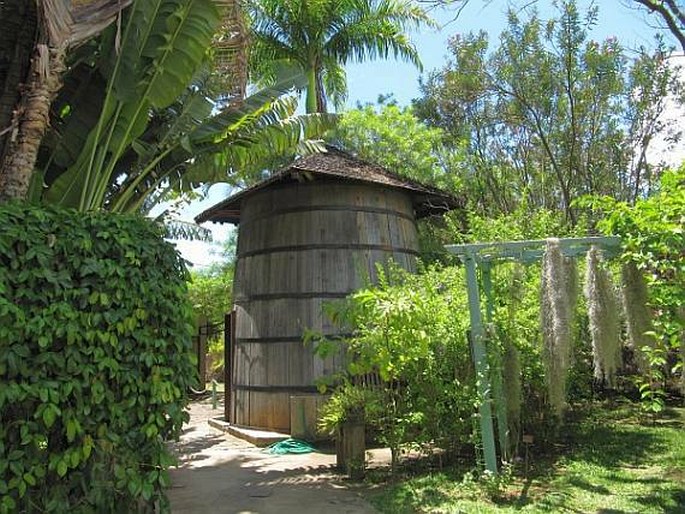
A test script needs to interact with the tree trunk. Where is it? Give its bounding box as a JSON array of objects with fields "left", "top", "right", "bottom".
[
  {"left": 0, "top": 1, "right": 38, "bottom": 173},
  {"left": 305, "top": 66, "right": 318, "bottom": 114},
  {"left": 0, "top": 0, "right": 131, "bottom": 201},
  {"left": 0, "top": 45, "right": 65, "bottom": 201},
  {"left": 314, "top": 65, "right": 327, "bottom": 113}
]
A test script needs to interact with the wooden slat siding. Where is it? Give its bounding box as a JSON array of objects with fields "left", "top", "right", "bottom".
[
  {"left": 237, "top": 180, "right": 422, "bottom": 219},
  {"left": 232, "top": 299, "right": 353, "bottom": 339},
  {"left": 230, "top": 310, "right": 237, "bottom": 422},
  {"left": 236, "top": 249, "right": 421, "bottom": 297},
  {"left": 237, "top": 214, "right": 419, "bottom": 252},
  {"left": 231, "top": 181, "right": 420, "bottom": 431},
  {"left": 240, "top": 205, "right": 415, "bottom": 230},
  {"left": 224, "top": 311, "right": 234, "bottom": 422}
]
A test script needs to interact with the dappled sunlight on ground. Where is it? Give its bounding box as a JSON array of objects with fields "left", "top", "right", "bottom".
[{"left": 167, "top": 398, "right": 377, "bottom": 513}]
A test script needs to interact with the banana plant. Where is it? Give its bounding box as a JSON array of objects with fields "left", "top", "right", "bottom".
[
  {"left": 111, "top": 69, "right": 332, "bottom": 214},
  {"left": 33, "top": 0, "right": 333, "bottom": 213},
  {"left": 0, "top": 0, "right": 132, "bottom": 201}
]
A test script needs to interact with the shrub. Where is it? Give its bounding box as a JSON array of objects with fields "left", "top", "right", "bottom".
[
  {"left": 0, "top": 204, "right": 195, "bottom": 513},
  {"left": 206, "top": 336, "right": 224, "bottom": 382},
  {"left": 313, "top": 265, "right": 476, "bottom": 471}
]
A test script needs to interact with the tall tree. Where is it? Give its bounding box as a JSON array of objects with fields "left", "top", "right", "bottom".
[
  {"left": 415, "top": 0, "right": 684, "bottom": 222},
  {"left": 248, "top": 0, "right": 433, "bottom": 113},
  {"left": 331, "top": 98, "right": 462, "bottom": 190},
  {"left": 632, "top": 0, "right": 685, "bottom": 52},
  {"left": 414, "top": 0, "right": 685, "bottom": 53},
  {"left": 331, "top": 98, "right": 467, "bottom": 261}
]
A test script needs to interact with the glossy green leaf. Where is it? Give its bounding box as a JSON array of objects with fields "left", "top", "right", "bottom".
[{"left": 0, "top": 203, "right": 195, "bottom": 510}]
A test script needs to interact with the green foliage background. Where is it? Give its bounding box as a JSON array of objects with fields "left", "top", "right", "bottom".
[
  {"left": 0, "top": 204, "right": 195, "bottom": 513},
  {"left": 588, "top": 166, "right": 685, "bottom": 401},
  {"left": 413, "top": 0, "right": 682, "bottom": 221}
]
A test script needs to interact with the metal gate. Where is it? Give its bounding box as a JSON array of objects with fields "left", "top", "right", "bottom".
[{"left": 189, "top": 310, "right": 239, "bottom": 423}]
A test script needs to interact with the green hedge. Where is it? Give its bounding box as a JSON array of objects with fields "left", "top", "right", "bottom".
[{"left": 0, "top": 204, "right": 196, "bottom": 513}]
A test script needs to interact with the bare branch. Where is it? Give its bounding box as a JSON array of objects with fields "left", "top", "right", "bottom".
[{"left": 633, "top": 0, "right": 685, "bottom": 53}]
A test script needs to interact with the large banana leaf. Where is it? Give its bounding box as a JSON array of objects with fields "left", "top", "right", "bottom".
[
  {"left": 38, "top": 0, "right": 335, "bottom": 214},
  {"left": 44, "top": 0, "right": 220, "bottom": 210},
  {"left": 110, "top": 79, "right": 335, "bottom": 214},
  {"left": 36, "top": 2, "right": 336, "bottom": 215},
  {"left": 41, "top": 0, "right": 133, "bottom": 48}
]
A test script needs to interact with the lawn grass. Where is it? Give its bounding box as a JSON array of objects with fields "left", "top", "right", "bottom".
[{"left": 368, "top": 402, "right": 685, "bottom": 513}]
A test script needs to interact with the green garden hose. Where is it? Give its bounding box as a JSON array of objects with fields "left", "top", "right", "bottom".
[{"left": 263, "top": 438, "right": 316, "bottom": 454}]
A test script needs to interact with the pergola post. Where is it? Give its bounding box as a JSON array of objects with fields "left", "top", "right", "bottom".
[
  {"left": 462, "top": 252, "right": 498, "bottom": 474},
  {"left": 482, "top": 263, "right": 510, "bottom": 462}
]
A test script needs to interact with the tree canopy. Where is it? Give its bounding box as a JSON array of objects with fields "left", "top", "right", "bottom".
[
  {"left": 414, "top": 0, "right": 684, "bottom": 222},
  {"left": 332, "top": 98, "right": 462, "bottom": 189}
]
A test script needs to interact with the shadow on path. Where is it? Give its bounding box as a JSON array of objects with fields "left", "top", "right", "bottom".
[{"left": 168, "top": 400, "right": 376, "bottom": 514}]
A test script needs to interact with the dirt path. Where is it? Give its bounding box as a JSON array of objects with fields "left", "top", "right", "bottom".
[{"left": 167, "top": 399, "right": 377, "bottom": 514}]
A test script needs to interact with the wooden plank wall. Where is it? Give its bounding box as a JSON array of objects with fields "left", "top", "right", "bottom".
[{"left": 231, "top": 180, "right": 420, "bottom": 431}]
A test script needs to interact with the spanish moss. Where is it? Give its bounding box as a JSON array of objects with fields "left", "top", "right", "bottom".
[
  {"left": 585, "top": 246, "right": 622, "bottom": 386},
  {"left": 620, "top": 262, "right": 654, "bottom": 370},
  {"left": 541, "top": 238, "right": 578, "bottom": 417}
]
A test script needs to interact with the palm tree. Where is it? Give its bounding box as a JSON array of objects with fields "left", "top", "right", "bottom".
[{"left": 248, "top": 0, "right": 434, "bottom": 113}]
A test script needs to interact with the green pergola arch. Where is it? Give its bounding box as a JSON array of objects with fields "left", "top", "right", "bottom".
[{"left": 445, "top": 236, "right": 621, "bottom": 474}]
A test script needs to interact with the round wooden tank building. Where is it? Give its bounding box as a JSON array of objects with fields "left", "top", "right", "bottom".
[{"left": 196, "top": 147, "right": 459, "bottom": 432}]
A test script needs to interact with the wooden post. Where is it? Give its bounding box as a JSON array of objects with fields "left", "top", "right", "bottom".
[
  {"left": 462, "top": 253, "right": 498, "bottom": 474},
  {"left": 290, "top": 395, "right": 318, "bottom": 441},
  {"left": 482, "top": 264, "right": 509, "bottom": 462},
  {"left": 198, "top": 321, "right": 208, "bottom": 388},
  {"left": 336, "top": 421, "right": 365, "bottom": 480},
  {"left": 224, "top": 311, "right": 234, "bottom": 423}
]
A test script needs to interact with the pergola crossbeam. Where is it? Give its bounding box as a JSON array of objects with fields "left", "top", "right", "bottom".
[{"left": 446, "top": 236, "right": 621, "bottom": 263}]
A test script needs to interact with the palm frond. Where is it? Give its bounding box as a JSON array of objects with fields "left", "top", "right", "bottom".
[
  {"left": 43, "top": 0, "right": 221, "bottom": 210},
  {"left": 109, "top": 72, "right": 334, "bottom": 212},
  {"left": 321, "top": 60, "right": 348, "bottom": 110},
  {"left": 325, "top": 9, "right": 424, "bottom": 69},
  {"left": 184, "top": 108, "right": 334, "bottom": 186},
  {"left": 158, "top": 214, "right": 214, "bottom": 241},
  {"left": 246, "top": 0, "right": 433, "bottom": 111}
]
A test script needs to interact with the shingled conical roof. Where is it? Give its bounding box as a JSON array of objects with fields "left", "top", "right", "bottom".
[{"left": 195, "top": 146, "right": 462, "bottom": 224}]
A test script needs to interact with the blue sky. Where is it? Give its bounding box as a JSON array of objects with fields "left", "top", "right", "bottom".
[
  {"left": 177, "top": 0, "right": 681, "bottom": 269},
  {"left": 345, "top": 0, "right": 669, "bottom": 108}
]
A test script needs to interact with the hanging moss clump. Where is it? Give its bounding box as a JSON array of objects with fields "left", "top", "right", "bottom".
[
  {"left": 621, "top": 262, "right": 654, "bottom": 370},
  {"left": 541, "top": 238, "right": 578, "bottom": 416},
  {"left": 584, "top": 246, "right": 622, "bottom": 386}
]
